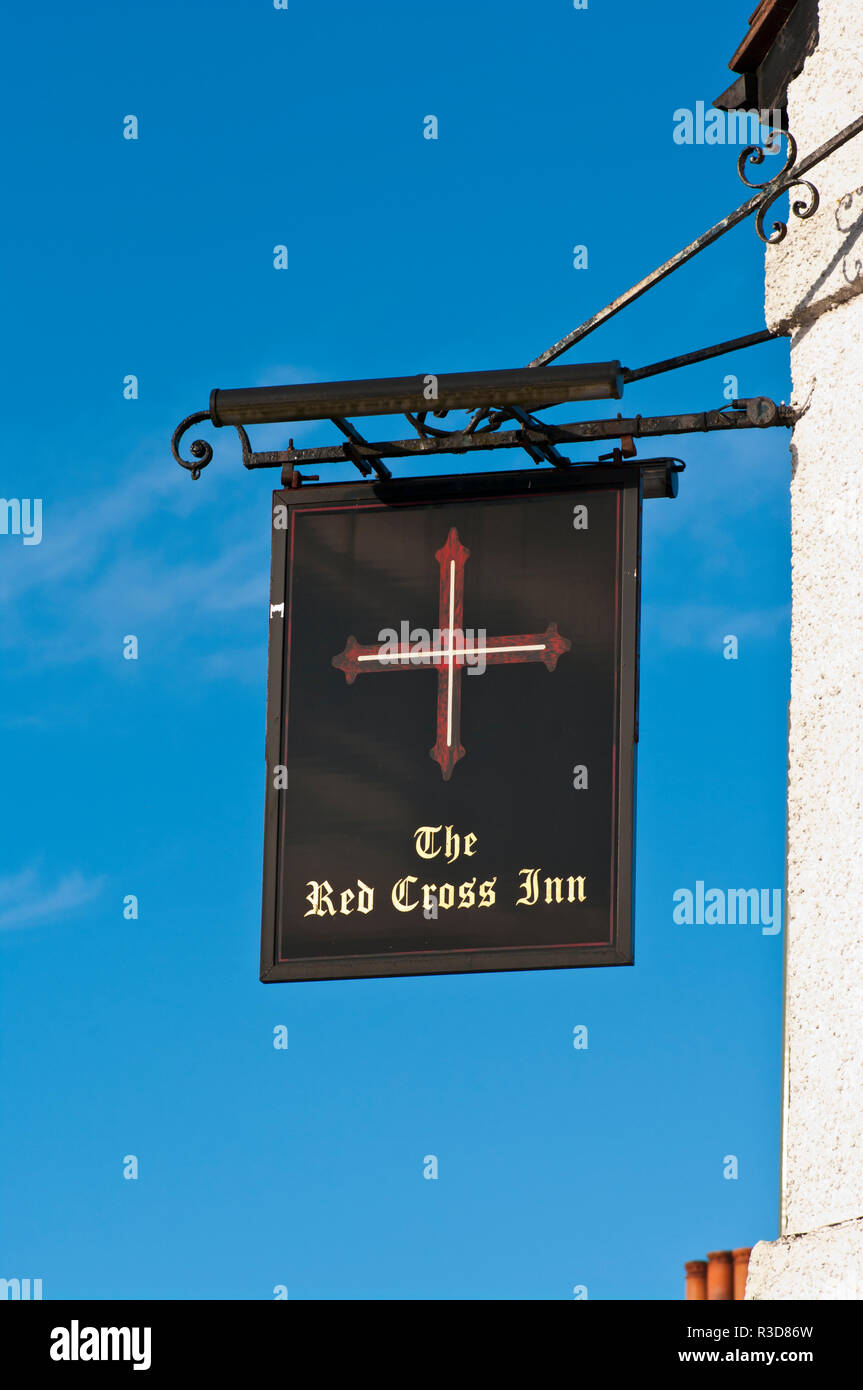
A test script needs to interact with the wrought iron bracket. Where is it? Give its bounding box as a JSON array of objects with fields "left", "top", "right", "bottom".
[
  {"left": 172, "top": 113, "right": 857, "bottom": 483},
  {"left": 261, "top": 398, "right": 796, "bottom": 479}
]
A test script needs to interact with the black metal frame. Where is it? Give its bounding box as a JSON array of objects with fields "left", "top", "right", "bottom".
[{"left": 260, "top": 464, "right": 642, "bottom": 982}]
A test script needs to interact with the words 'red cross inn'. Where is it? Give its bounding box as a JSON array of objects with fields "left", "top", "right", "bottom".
[{"left": 332, "top": 527, "right": 571, "bottom": 780}]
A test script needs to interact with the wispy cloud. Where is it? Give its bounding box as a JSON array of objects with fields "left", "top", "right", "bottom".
[
  {"left": 643, "top": 600, "right": 790, "bottom": 652},
  {"left": 0, "top": 867, "right": 105, "bottom": 931},
  {"left": 0, "top": 439, "right": 270, "bottom": 677}
]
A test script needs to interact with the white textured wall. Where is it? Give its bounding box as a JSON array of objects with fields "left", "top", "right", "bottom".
[
  {"left": 747, "top": 0, "right": 863, "bottom": 1300},
  {"left": 748, "top": 1219, "right": 863, "bottom": 1300}
]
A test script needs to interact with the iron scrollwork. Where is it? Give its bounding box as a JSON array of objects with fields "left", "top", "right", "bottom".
[
  {"left": 738, "top": 129, "right": 820, "bottom": 244},
  {"left": 172, "top": 412, "right": 255, "bottom": 479},
  {"left": 171, "top": 411, "right": 214, "bottom": 480}
]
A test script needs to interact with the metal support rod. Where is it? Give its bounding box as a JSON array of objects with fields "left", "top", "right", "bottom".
[
  {"left": 623, "top": 327, "right": 787, "bottom": 383},
  {"left": 247, "top": 401, "right": 795, "bottom": 469},
  {"left": 528, "top": 113, "right": 863, "bottom": 366}
]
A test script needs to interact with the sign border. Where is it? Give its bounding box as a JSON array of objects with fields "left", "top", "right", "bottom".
[{"left": 260, "top": 465, "right": 641, "bottom": 982}]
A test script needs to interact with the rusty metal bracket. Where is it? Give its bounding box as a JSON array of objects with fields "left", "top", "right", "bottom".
[{"left": 251, "top": 399, "right": 796, "bottom": 472}]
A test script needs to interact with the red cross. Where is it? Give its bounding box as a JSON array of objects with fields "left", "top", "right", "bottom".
[{"left": 332, "top": 527, "right": 571, "bottom": 780}]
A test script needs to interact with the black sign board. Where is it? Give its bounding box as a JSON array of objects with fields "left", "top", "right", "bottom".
[{"left": 261, "top": 466, "right": 641, "bottom": 982}]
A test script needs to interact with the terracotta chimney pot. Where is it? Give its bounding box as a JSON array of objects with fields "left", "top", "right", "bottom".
[
  {"left": 706, "top": 1249, "right": 734, "bottom": 1300},
  {"left": 684, "top": 1260, "right": 708, "bottom": 1300}
]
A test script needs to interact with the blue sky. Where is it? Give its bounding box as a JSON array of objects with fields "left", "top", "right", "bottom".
[{"left": 0, "top": 0, "right": 792, "bottom": 1298}]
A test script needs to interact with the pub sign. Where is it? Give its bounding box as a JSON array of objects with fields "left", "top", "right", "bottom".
[{"left": 260, "top": 466, "right": 641, "bottom": 981}]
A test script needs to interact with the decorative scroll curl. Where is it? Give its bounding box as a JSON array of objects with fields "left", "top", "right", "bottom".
[
  {"left": 171, "top": 411, "right": 214, "bottom": 480},
  {"left": 754, "top": 180, "right": 820, "bottom": 244},
  {"left": 737, "top": 129, "right": 797, "bottom": 189},
  {"left": 738, "top": 128, "right": 821, "bottom": 244},
  {"left": 171, "top": 414, "right": 256, "bottom": 479}
]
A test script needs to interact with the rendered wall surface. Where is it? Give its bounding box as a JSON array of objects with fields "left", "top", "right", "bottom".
[{"left": 747, "top": 0, "right": 863, "bottom": 1300}]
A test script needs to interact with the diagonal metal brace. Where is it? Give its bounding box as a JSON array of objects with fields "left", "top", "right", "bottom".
[{"left": 330, "top": 417, "right": 392, "bottom": 480}]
